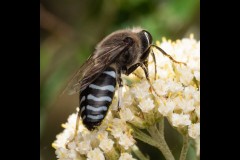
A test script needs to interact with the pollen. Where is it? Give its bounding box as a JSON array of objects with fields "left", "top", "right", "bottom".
[
  {"left": 162, "top": 37, "right": 167, "bottom": 42},
  {"left": 128, "top": 128, "right": 134, "bottom": 135},
  {"left": 61, "top": 124, "right": 67, "bottom": 128},
  {"left": 168, "top": 92, "right": 172, "bottom": 98},
  {"left": 178, "top": 92, "right": 183, "bottom": 99},
  {"left": 98, "top": 135, "right": 103, "bottom": 140},
  {"left": 52, "top": 143, "right": 57, "bottom": 149},
  {"left": 156, "top": 40, "right": 161, "bottom": 46},
  {"left": 190, "top": 33, "right": 194, "bottom": 39},
  {"left": 106, "top": 126, "right": 112, "bottom": 132}
]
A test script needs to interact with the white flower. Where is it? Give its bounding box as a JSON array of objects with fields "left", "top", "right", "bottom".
[
  {"left": 99, "top": 138, "right": 114, "bottom": 152},
  {"left": 131, "top": 81, "right": 150, "bottom": 99},
  {"left": 119, "top": 153, "right": 137, "bottom": 160},
  {"left": 67, "top": 141, "right": 77, "bottom": 150},
  {"left": 110, "top": 118, "right": 127, "bottom": 138},
  {"left": 188, "top": 123, "right": 200, "bottom": 139},
  {"left": 87, "top": 148, "right": 105, "bottom": 160},
  {"left": 195, "top": 105, "right": 200, "bottom": 119},
  {"left": 176, "top": 66, "right": 194, "bottom": 85},
  {"left": 138, "top": 97, "right": 155, "bottom": 113},
  {"left": 122, "top": 89, "right": 134, "bottom": 106},
  {"left": 153, "top": 79, "right": 169, "bottom": 96},
  {"left": 194, "top": 71, "right": 200, "bottom": 81},
  {"left": 171, "top": 113, "right": 191, "bottom": 127},
  {"left": 55, "top": 147, "right": 68, "bottom": 159},
  {"left": 183, "top": 86, "right": 196, "bottom": 99},
  {"left": 158, "top": 99, "right": 175, "bottom": 116},
  {"left": 52, "top": 36, "right": 200, "bottom": 159},
  {"left": 96, "top": 130, "right": 109, "bottom": 140},
  {"left": 157, "top": 68, "right": 172, "bottom": 79},
  {"left": 174, "top": 97, "right": 195, "bottom": 113},
  {"left": 76, "top": 140, "right": 92, "bottom": 155},
  {"left": 68, "top": 149, "right": 80, "bottom": 159},
  {"left": 119, "top": 108, "right": 134, "bottom": 121},
  {"left": 193, "top": 90, "right": 200, "bottom": 104},
  {"left": 166, "top": 81, "right": 184, "bottom": 93},
  {"left": 118, "top": 133, "right": 135, "bottom": 150}
]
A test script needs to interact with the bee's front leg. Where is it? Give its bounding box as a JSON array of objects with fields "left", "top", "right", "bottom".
[{"left": 140, "top": 63, "right": 160, "bottom": 97}]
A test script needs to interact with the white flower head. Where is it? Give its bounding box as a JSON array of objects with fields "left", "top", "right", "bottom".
[
  {"left": 110, "top": 118, "right": 128, "bottom": 138},
  {"left": 131, "top": 80, "right": 150, "bottom": 99},
  {"left": 52, "top": 36, "right": 200, "bottom": 159},
  {"left": 119, "top": 108, "right": 134, "bottom": 121},
  {"left": 119, "top": 152, "right": 137, "bottom": 160},
  {"left": 118, "top": 132, "right": 135, "bottom": 150},
  {"left": 153, "top": 79, "right": 169, "bottom": 96},
  {"left": 166, "top": 81, "right": 184, "bottom": 93},
  {"left": 194, "top": 71, "right": 200, "bottom": 81},
  {"left": 176, "top": 66, "right": 194, "bottom": 85},
  {"left": 188, "top": 123, "right": 200, "bottom": 139},
  {"left": 122, "top": 88, "right": 134, "bottom": 106},
  {"left": 138, "top": 97, "right": 155, "bottom": 113},
  {"left": 158, "top": 99, "right": 175, "bottom": 116},
  {"left": 99, "top": 138, "right": 114, "bottom": 152},
  {"left": 76, "top": 140, "right": 92, "bottom": 155},
  {"left": 87, "top": 148, "right": 105, "bottom": 160},
  {"left": 171, "top": 113, "right": 191, "bottom": 127},
  {"left": 195, "top": 105, "right": 200, "bottom": 119},
  {"left": 55, "top": 147, "right": 69, "bottom": 159}
]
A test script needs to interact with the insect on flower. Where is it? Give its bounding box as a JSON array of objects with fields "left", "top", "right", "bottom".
[{"left": 63, "top": 27, "right": 186, "bottom": 134}]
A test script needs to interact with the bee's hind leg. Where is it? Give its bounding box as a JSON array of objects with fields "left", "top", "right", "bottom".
[{"left": 116, "top": 69, "right": 123, "bottom": 111}]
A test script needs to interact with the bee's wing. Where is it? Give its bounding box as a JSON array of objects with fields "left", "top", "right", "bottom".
[{"left": 63, "top": 41, "right": 131, "bottom": 95}]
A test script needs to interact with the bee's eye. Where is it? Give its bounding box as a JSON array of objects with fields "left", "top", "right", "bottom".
[
  {"left": 140, "top": 30, "right": 152, "bottom": 53},
  {"left": 142, "top": 30, "right": 152, "bottom": 44}
]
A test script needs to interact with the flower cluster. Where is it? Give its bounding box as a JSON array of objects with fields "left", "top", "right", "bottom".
[{"left": 53, "top": 35, "right": 200, "bottom": 160}]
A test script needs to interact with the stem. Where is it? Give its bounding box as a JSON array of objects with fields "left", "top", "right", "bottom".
[
  {"left": 105, "top": 148, "right": 119, "bottom": 160},
  {"left": 179, "top": 134, "right": 190, "bottom": 160},
  {"left": 133, "top": 126, "right": 160, "bottom": 148},
  {"left": 132, "top": 145, "right": 150, "bottom": 160},
  {"left": 147, "top": 125, "right": 175, "bottom": 160},
  {"left": 158, "top": 117, "right": 164, "bottom": 135}
]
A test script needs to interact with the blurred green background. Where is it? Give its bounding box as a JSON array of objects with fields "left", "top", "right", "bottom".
[{"left": 40, "top": 0, "right": 199, "bottom": 159}]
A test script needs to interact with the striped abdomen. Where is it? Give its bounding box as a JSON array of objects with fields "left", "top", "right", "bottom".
[{"left": 79, "top": 67, "right": 116, "bottom": 130}]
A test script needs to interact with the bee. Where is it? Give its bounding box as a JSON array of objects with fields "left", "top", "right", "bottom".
[{"left": 64, "top": 27, "right": 186, "bottom": 133}]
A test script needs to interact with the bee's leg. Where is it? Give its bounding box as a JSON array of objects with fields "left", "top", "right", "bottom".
[
  {"left": 65, "top": 110, "right": 80, "bottom": 149},
  {"left": 116, "top": 70, "right": 123, "bottom": 111},
  {"left": 150, "top": 50, "right": 157, "bottom": 80},
  {"left": 152, "top": 45, "right": 187, "bottom": 66},
  {"left": 123, "top": 63, "right": 142, "bottom": 79},
  {"left": 140, "top": 63, "right": 160, "bottom": 97},
  {"left": 125, "top": 63, "right": 141, "bottom": 75}
]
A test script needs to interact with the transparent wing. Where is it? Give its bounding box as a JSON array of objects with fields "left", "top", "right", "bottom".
[{"left": 62, "top": 41, "right": 131, "bottom": 95}]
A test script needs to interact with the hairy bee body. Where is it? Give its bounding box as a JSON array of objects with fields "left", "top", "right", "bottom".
[
  {"left": 79, "top": 66, "right": 116, "bottom": 130},
  {"left": 65, "top": 27, "right": 156, "bottom": 131}
]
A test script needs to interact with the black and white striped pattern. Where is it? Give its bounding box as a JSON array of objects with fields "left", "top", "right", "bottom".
[{"left": 79, "top": 66, "right": 116, "bottom": 130}]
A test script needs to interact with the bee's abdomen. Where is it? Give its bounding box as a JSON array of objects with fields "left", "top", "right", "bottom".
[{"left": 79, "top": 67, "right": 116, "bottom": 130}]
